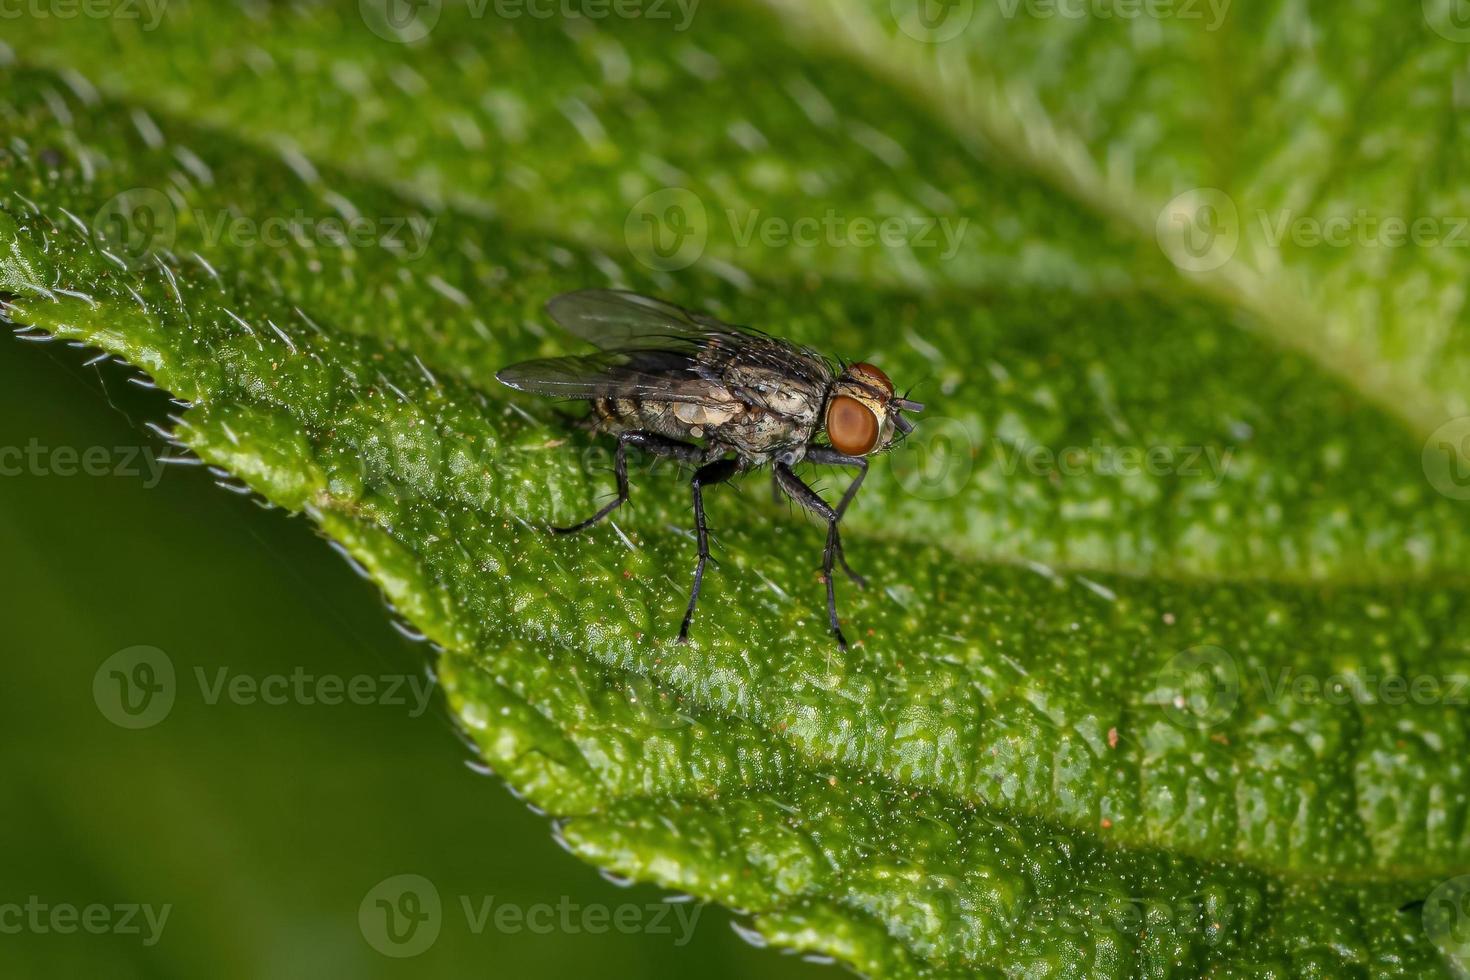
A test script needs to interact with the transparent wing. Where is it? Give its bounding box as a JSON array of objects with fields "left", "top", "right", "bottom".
[
  {"left": 496, "top": 348, "right": 728, "bottom": 405},
  {"left": 505, "top": 289, "right": 835, "bottom": 414},
  {"left": 545, "top": 288, "right": 765, "bottom": 350}
]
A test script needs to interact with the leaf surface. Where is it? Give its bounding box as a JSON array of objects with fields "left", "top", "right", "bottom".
[{"left": 3, "top": 4, "right": 1468, "bottom": 974}]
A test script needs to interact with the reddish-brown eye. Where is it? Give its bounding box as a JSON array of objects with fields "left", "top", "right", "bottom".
[
  {"left": 827, "top": 395, "right": 880, "bottom": 456},
  {"left": 849, "top": 362, "right": 894, "bottom": 397}
]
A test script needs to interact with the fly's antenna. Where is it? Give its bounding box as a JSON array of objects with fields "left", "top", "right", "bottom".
[{"left": 889, "top": 386, "right": 924, "bottom": 436}]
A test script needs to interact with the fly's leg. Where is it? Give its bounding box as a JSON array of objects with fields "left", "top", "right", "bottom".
[
  {"left": 552, "top": 431, "right": 701, "bottom": 534},
  {"left": 678, "top": 458, "right": 740, "bottom": 644},
  {"left": 774, "top": 462, "right": 852, "bottom": 650},
  {"left": 802, "top": 447, "right": 869, "bottom": 589}
]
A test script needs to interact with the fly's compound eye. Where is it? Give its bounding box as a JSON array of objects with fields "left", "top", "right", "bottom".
[
  {"left": 848, "top": 362, "right": 894, "bottom": 397},
  {"left": 827, "top": 395, "right": 881, "bottom": 456}
]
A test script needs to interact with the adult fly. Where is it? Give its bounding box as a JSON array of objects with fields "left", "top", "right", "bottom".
[{"left": 497, "top": 289, "right": 923, "bottom": 648}]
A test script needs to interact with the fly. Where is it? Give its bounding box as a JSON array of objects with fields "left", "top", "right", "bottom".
[{"left": 496, "top": 289, "right": 924, "bottom": 649}]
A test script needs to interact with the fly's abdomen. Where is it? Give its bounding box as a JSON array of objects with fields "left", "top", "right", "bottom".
[{"left": 593, "top": 396, "right": 708, "bottom": 443}]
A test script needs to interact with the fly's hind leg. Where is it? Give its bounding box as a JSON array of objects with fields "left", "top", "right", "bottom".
[
  {"left": 678, "top": 457, "right": 740, "bottom": 644},
  {"left": 552, "top": 431, "right": 701, "bottom": 534},
  {"left": 775, "top": 461, "right": 853, "bottom": 650}
]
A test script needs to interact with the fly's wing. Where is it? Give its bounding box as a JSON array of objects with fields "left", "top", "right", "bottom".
[
  {"left": 500, "top": 289, "right": 834, "bottom": 417},
  {"left": 496, "top": 348, "right": 728, "bottom": 405},
  {"left": 545, "top": 288, "right": 754, "bottom": 350}
]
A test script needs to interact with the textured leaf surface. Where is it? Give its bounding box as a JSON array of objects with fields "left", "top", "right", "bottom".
[{"left": 3, "top": 3, "right": 1469, "bottom": 976}]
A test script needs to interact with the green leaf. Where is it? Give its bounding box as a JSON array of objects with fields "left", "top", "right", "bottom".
[{"left": 2, "top": 2, "right": 1468, "bottom": 974}]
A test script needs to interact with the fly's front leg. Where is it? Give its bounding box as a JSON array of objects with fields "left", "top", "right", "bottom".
[
  {"left": 802, "top": 447, "right": 869, "bottom": 588},
  {"left": 552, "top": 431, "right": 700, "bottom": 534},
  {"left": 774, "top": 462, "right": 851, "bottom": 650},
  {"left": 678, "top": 458, "right": 740, "bottom": 643}
]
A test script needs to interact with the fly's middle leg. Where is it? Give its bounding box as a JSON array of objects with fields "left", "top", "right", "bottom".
[
  {"left": 552, "top": 430, "right": 700, "bottom": 534},
  {"left": 678, "top": 457, "right": 740, "bottom": 644},
  {"left": 801, "top": 447, "right": 869, "bottom": 589},
  {"left": 774, "top": 462, "right": 851, "bottom": 650}
]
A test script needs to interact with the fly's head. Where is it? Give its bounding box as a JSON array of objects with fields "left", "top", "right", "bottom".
[{"left": 825, "top": 362, "right": 924, "bottom": 456}]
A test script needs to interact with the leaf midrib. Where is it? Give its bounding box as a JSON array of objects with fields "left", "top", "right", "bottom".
[
  {"left": 6, "top": 19, "right": 1450, "bottom": 456},
  {"left": 118, "top": 352, "right": 1458, "bottom": 889},
  {"left": 750, "top": 0, "right": 1460, "bottom": 453}
]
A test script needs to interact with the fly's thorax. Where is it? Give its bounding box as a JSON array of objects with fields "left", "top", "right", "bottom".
[{"left": 671, "top": 399, "right": 740, "bottom": 436}]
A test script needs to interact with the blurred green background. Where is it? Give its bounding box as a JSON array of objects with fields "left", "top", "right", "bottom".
[{"left": 0, "top": 339, "right": 822, "bottom": 978}]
